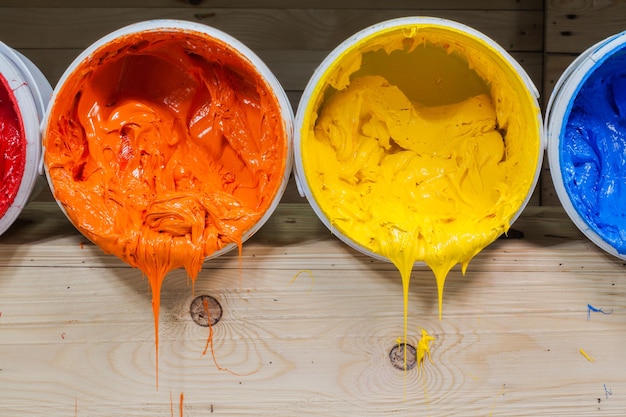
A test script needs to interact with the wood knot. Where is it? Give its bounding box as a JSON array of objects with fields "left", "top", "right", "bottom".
[
  {"left": 389, "top": 343, "right": 417, "bottom": 371},
  {"left": 190, "top": 295, "right": 223, "bottom": 327}
]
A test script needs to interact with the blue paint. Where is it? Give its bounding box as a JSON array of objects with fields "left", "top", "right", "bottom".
[
  {"left": 587, "top": 303, "right": 613, "bottom": 320},
  {"left": 560, "top": 45, "right": 626, "bottom": 254}
]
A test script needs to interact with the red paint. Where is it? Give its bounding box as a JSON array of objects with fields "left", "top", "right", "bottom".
[{"left": 0, "top": 73, "right": 26, "bottom": 218}]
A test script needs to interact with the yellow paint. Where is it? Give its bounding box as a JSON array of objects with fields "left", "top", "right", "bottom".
[
  {"left": 579, "top": 348, "right": 595, "bottom": 363},
  {"left": 299, "top": 22, "right": 541, "bottom": 359},
  {"left": 416, "top": 329, "right": 435, "bottom": 371},
  {"left": 290, "top": 269, "right": 315, "bottom": 290}
]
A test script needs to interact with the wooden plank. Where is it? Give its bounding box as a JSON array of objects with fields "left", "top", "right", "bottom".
[
  {"left": 546, "top": 0, "right": 626, "bottom": 53},
  {"left": 542, "top": 53, "right": 577, "bottom": 103},
  {"left": 0, "top": 203, "right": 620, "bottom": 273},
  {"left": 0, "top": 0, "right": 544, "bottom": 10},
  {"left": 1, "top": 203, "right": 626, "bottom": 415},
  {"left": 540, "top": 52, "right": 580, "bottom": 209},
  {"left": 540, "top": 53, "right": 579, "bottom": 206},
  {"left": 0, "top": 8, "right": 543, "bottom": 52}
]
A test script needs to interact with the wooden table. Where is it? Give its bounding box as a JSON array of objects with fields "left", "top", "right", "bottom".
[{"left": 1, "top": 198, "right": 625, "bottom": 416}]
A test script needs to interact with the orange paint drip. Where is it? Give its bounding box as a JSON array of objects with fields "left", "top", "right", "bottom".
[
  {"left": 201, "top": 295, "right": 255, "bottom": 376},
  {"left": 170, "top": 392, "right": 184, "bottom": 417},
  {"left": 43, "top": 28, "right": 288, "bottom": 388}
]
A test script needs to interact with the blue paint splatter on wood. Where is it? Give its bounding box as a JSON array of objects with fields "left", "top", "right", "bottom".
[{"left": 587, "top": 304, "right": 613, "bottom": 320}]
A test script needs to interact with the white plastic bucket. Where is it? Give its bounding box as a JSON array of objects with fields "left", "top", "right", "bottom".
[
  {"left": 0, "top": 42, "right": 52, "bottom": 236},
  {"left": 41, "top": 19, "right": 293, "bottom": 260},
  {"left": 294, "top": 17, "right": 544, "bottom": 263},
  {"left": 546, "top": 31, "right": 626, "bottom": 259}
]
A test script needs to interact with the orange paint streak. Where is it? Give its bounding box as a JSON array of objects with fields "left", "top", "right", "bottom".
[
  {"left": 43, "top": 29, "right": 288, "bottom": 388},
  {"left": 170, "top": 391, "right": 185, "bottom": 416},
  {"left": 201, "top": 296, "right": 254, "bottom": 377}
]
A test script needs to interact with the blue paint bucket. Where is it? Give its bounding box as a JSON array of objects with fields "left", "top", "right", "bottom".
[{"left": 546, "top": 31, "right": 626, "bottom": 258}]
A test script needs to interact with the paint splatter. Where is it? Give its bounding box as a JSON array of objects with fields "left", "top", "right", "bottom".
[
  {"left": 587, "top": 303, "right": 612, "bottom": 320},
  {"left": 290, "top": 269, "right": 314, "bottom": 291},
  {"left": 416, "top": 329, "right": 435, "bottom": 371},
  {"left": 579, "top": 348, "right": 595, "bottom": 362}
]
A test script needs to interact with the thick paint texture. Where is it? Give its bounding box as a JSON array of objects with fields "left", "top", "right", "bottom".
[
  {"left": 561, "top": 50, "right": 626, "bottom": 254},
  {"left": 300, "top": 24, "right": 541, "bottom": 333},
  {"left": 0, "top": 74, "right": 25, "bottom": 218},
  {"left": 43, "top": 29, "right": 288, "bottom": 383}
]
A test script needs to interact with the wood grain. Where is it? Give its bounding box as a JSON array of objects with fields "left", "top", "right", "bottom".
[
  {"left": 0, "top": 8, "right": 543, "bottom": 52},
  {"left": 546, "top": 0, "right": 626, "bottom": 54},
  {"left": 1, "top": 203, "right": 626, "bottom": 416},
  {"left": 540, "top": 53, "right": 579, "bottom": 207},
  {"left": 0, "top": 0, "right": 544, "bottom": 10}
]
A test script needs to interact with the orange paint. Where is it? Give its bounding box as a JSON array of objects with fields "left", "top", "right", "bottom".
[
  {"left": 43, "top": 27, "right": 289, "bottom": 387},
  {"left": 171, "top": 392, "right": 185, "bottom": 417},
  {"left": 201, "top": 297, "right": 254, "bottom": 376}
]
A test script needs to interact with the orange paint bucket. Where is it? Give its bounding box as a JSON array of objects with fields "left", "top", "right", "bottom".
[{"left": 41, "top": 19, "right": 293, "bottom": 384}]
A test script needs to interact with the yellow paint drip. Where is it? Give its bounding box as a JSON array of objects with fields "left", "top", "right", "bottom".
[
  {"left": 579, "top": 348, "right": 595, "bottom": 363},
  {"left": 298, "top": 20, "right": 541, "bottom": 370},
  {"left": 416, "top": 329, "right": 435, "bottom": 371}
]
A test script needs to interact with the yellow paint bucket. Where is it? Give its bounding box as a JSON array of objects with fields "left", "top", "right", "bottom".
[{"left": 293, "top": 17, "right": 544, "bottom": 318}]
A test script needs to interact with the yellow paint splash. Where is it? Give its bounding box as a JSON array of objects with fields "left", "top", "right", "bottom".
[
  {"left": 290, "top": 269, "right": 315, "bottom": 292},
  {"left": 416, "top": 329, "right": 436, "bottom": 371},
  {"left": 579, "top": 348, "right": 595, "bottom": 363}
]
